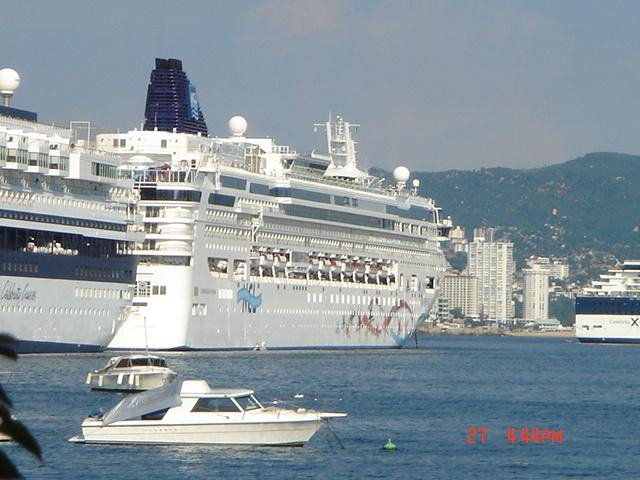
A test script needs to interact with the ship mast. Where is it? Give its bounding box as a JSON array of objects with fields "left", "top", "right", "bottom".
[{"left": 316, "top": 114, "right": 367, "bottom": 181}]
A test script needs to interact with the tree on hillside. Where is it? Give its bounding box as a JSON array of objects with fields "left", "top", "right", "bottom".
[
  {"left": 550, "top": 297, "right": 576, "bottom": 326},
  {"left": 448, "top": 251, "right": 467, "bottom": 272}
]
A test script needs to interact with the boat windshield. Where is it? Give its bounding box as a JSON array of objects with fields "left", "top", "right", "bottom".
[
  {"left": 128, "top": 357, "right": 167, "bottom": 367},
  {"left": 191, "top": 397, "right": 240, "bottom": 413},
  {"left": 114, "top": 358, "right": 132, "bottom": 369},
  {"left": 234, "top": 395, "right": 262, "bottom": 411}
]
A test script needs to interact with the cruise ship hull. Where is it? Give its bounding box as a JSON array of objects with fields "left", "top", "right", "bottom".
[
  {"left": 108, "top": 261, "right": 437, "bottom": 351},
  {"left": 1, "top": 273, "right": 133, "bottom": 353},
  {"left": 0, "top": 249, "right": 137, "bottom": 353},
  {"left": 575, "top": 296, "right": 640, "bottom": 344}
]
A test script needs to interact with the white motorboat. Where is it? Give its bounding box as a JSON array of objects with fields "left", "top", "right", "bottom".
[
  {"left": 70, "top": 379, "right": 346, "bottom": 446},
  {"left": 85, "top": 355, "right": 177, "bottom": 392}
]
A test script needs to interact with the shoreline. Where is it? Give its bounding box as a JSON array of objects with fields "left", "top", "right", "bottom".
[{"left": 418, "top": 326, "right": 574, "bottom": 338}]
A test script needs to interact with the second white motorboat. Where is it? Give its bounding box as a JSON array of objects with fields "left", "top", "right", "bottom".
[
  {"left": 85, "top": 355, "right": 177, "bottom": 392},
  {"left": 70, "top": 379, "right": 346, "bottom": 446}
]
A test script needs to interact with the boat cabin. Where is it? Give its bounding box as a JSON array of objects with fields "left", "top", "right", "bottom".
[{"left": 103, "top": 355, "right": 169, "bottom": 371}]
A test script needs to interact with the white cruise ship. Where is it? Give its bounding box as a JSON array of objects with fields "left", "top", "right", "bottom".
[
  {"left": 0, "top": 68, "right": 141, "bottom": 352},
  {"left": 102, "top": 58, "right": 450, "bottom": 350},
  {"left": 575, "top": 260, "right": 640, "bottom": 344}
]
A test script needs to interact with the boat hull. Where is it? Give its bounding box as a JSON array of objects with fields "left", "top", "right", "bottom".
[
  {"left": 78, "top": 418, "right": 324, "bottom": 446},
  {"left": 87, "top": 371, "right": 177, "bottom": 392}
]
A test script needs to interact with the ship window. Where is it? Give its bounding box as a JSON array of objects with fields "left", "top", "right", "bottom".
[
  {"left": 131, "top": 358, "right": 153, "bottom": 366},
  {"left": 386, "top": 205, "right": 435, "bottom": 222},
  {"left": 249, "top": 183, "right": 270, "bottom": 195},
  {"left": 140, "top": 189, "right": 202, "bottom": 202},
  {"left": 114, "top": 358, "right": 131, "bottom": 368},
  {"left": 208, "top": 193, "right": 235, "bottom": 207},
  {"left": 282, "top": 204, "right": 389, "bottom": 230},
  {"left": 220, "top": 175, "right": 247, "bottom": 190},
  {"left": 161, "top": 139, "right": 167, "bottom": 148},
  {"left": 291, "top": 188, "right": 330, "bottom": 204},
  {"left": 192, "top": 397, "right": 240, "bottom": 413},
  {"left": 119, "top": 139, "right": 126, "bottom": 147},
  {"left": 112, "top": 139, "right": 118, "bottom": 147},
  {"left": 270, "top": 187, "right": 291, "bottom": 197},
  {"left": 334, "top": 195, "right": 350, "bottom": 206}
]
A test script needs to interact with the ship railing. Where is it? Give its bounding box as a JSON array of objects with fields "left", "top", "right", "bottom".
[
  {"left": 0, "top": 115, "right": 71, "bottom": 135},
  {"left": 238, "top": 202, "right": 279, "bottom": 215},
  {"left": 286, "top": 169, "right": 398, "bottom": 196},
  {"left": 71, "top": 143, "right": 120, "bottom": 159}
]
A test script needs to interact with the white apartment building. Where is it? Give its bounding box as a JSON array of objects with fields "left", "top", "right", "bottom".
[
  {"left": 440, "top": 274, "right": 479, "bottom": 318},
  {"left": 467, "top": 228, "right": 514, "bottom": 322},
  {"left": 449, "top": 225, "right": 468, "bottom": 253},
  {"left": 523, "top": 266, "right": 549, "bottom": 320},
  {"left": 526, "top": 256, "right": 569, "bottom": 280}
]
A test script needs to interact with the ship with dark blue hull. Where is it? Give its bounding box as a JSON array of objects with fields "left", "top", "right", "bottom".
[{"left": 0, "top": 67, "right": 141, "bottom": 352}]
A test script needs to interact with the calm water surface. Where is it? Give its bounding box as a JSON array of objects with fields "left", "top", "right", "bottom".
[{"left": 2, "top": 335, "right": 639, "bottom": 479}]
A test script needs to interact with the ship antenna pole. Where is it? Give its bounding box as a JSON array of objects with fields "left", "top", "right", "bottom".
[{"left": 144, "top": 316, "right": 149, "bottom": 353}]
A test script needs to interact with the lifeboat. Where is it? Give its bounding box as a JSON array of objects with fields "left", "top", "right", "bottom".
[
  {"left": 340, "top": 255, "right": 353, "bottom": 281},
  {"left": 378, "top": 259, "right": 388, "bottom": 280},
  {"left": 353, "top": 257, "right": 366, "bottom": 282},
  {"left": 328, "top": 254, "right": 338, "bottom": 281},
  {"left": 250, "top": 250, "right": 260, "bottom": 269},
  {"left": 367, "top": 259, "right": 380, "bottom": 284},
  {"left": 272, "top": 249, "right": 286, "bottom": 272},
  {"left": 307, "top": 252, "right": 319, "bottom": 278},
  {"left": 317, "top": 253, "right": 331, "bottom": 279}
]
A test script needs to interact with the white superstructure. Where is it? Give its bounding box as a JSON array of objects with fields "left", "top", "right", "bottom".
[{"left": 100, "top": 117, "right": 450, "bottom": 350}]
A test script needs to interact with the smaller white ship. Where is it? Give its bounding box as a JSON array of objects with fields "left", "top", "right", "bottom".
[
  {"left": 70, "top": 379, "right": 346, "bottom": 446},
  {"left": 575, "top": 260, "right": 640, "bottom": 344},
  {"left": 85, "top": 355, "right": 177, "bottom": 392}
]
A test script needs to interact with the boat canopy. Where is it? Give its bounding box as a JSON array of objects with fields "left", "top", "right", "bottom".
[{"left": 101, "top": 378, "right": 182, "bottom": 426}]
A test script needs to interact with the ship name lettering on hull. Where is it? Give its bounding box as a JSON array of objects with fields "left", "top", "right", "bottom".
[{"left": 1, "top": 280, "right": 37, "bottom": 302}]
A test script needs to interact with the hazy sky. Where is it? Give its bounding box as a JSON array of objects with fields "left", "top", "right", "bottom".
[{"left": 3, "top": 0, "right": 640, "bottom": 171}]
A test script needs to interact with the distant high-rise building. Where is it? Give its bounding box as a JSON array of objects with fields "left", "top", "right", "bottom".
[
  {"left": 440, "top": 274, "right": 479, "bottom": 318},
  {"left": 526, "top": 256, "right": 569, "bottom": 280},
  {"left": 523, "top": 266, "right": 549, "bottom": 320},
  {"left": 473, "top": 227, "right": 495, "bottom": 242},
  {"left": 467, "top": 228, "right": 514, "bottom": 322},
  {"left": 449, "top": 226, "right": 468, "bottom": 253},
  {"left": 435, "top": 296, "right": 451, "bottom": 323}
]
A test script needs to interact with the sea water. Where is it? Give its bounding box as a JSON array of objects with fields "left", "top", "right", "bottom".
[{"left": 2, "top": 335, "right": 639, "bottom": 479}]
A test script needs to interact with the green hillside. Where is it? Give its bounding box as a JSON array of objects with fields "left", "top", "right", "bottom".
[{"left": 373, "top": 152, "right": 640, "bottom": 280}]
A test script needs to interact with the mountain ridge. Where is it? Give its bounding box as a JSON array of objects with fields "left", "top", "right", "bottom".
[{"left": 372, "top": 152, "right": 640, "bottom": 280}]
